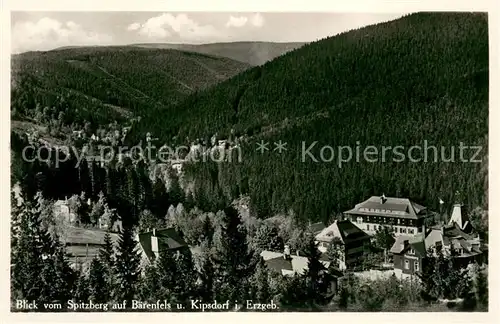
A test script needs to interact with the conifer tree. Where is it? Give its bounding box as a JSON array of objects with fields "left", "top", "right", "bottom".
[
  {"left": 175, "top": 249, "right": 197, "bottom": 303},
  {"left": 74, "top": 271, "right": 90, "bottom": 302},
  {"left": 197, "top": 240, "right": 215, "bottom": 302},
  {"left": 303, "top": 234, "right": 331, "bottom": 305},
  {"left": 114, "top": 225, "right": 141, "bottom": 304},
  {"left": 156, "top": 249, "right": 179, "bottom": 302},
  {"left": 251, "top": 258, "right": 271, "bottom": 303},
  {"left": 88, "top": 258, "right": 109, "bottom": 303},
  {"left": 11, "top": 193, "right": 55, "bottom": 301},
  {"left": 200, "top": 214, "right": 214, "bottom": 246},
  {"left": 138, "top": 263, "right": 161, "bottom": 302},
  {"left": 213, "top": 206, "right": 256, "bottom": 302},
  {"left": 11, "top": 189, "right": 21, "bottom": 258},
  {"left": 473, "top": 265, "right": 488, "bottom": 311}
]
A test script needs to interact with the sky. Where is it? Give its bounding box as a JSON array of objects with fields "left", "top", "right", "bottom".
[{"left": 11, "top": 12, "right": 408, "bottom": 53}]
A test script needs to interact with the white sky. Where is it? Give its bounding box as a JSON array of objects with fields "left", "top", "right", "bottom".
[{"left": 11, "top": 12, "right": 407, "bottom": 53}]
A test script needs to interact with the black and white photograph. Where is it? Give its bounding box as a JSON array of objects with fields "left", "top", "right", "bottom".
[{"left": 7, "top": 2, "right": 493, "bottom": 315}]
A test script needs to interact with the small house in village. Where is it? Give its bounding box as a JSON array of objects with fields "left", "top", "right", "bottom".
[
  {"left": 390, "top": 234, "right": 426, "bottom": 279},
  {"left": 390, "top": 222, "right": 484, "bottom": 279},
  {"left": 448, "top": 204, "right": 473, "bottom": 234},
  {"left": 315, "top": 220, "right": 371, "bottom": 270},
  {"left": 136, "top": 228, "right": 189, "bottom": 268},
  {"left": 344, "top": 195, "right": 431, "bottom": 236},
  {"left": 260, "top": 246, "right": 343, "bottom": 294},
  {"left": 98, "top": 214, "right": 122, "bottom": 233},
  {"left": 53, "top": 199, "right": 77, "bottom": 225},
  {"left": 307, "top": 222, "right": 326, "bottom": 236}
]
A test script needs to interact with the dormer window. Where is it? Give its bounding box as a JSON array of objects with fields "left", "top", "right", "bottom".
[{"left": 408, "top": 248, "right": 415, "bottom": 255}]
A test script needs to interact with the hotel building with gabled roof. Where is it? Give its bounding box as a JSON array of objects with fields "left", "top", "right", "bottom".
[{"left": 343, "top": 195, "right": 433, "bottom": 236}]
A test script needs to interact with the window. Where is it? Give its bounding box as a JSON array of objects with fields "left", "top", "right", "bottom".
[
  {"left": 414, "top": 261, "right": 419, "bottom": 272},
  {"left": 408, "top": 248, "right": 415, "bottom": 255},
  {"left": 366, "top": 224, "right": 370, "bottom": 231},
  {"left": 408, "top": 229, "right": 414, "bottom": 234},
  {"left": 399, "top": 228, "right": 403, "bottom": 233},
  {"left": 357, "top": 217, "right": 363, "bottom": 224},
  {"left": 404, "top": 260, "right": 409, "bottom": 270}
]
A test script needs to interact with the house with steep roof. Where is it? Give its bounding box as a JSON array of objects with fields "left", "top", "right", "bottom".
[
  {"left": 425, "top": 223, "right": 483, "bottom": 265},
  {"left": 344, "top": 195, "right": 432, "bottom": 236},
  {"left": 315, "top": 219, "right": 371, "bottom": 270},
  {"left": 260, "top": 246, "right": 343, "bottom": 294},
  {"left": 390, "top": 234, "right": 427, "bottom": 279},
  {"left": 390, "top": 222, "right": 484, "bottom": 279},
  {"left": 448, "top": 204, "right": 473, "bottom": 233},
  {"left": 260, "top": 248, "right": 330, "bottom": 276},
  {"left": 307, "top": 222, "right": 326, "bottom": 235},
  {"left": 53, "top": 198, "right": 77, "bottom": 225},
  {"left": 136, "top": 228, "right": 189, "bottom": 268}
]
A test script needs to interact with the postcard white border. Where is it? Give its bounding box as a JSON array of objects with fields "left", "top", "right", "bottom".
[{"left": 1, "top": 1, "right": 498, "bottom": 323}]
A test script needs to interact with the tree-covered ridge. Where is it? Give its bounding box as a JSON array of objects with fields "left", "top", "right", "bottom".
[
  {"left": 133, "top": 12, "right": 488, "bottom": 142},
  {"left": 128, "top": 12, "right": 488, "bottom": 223},
  {"left": 11, "top": 47, "right": 250, "bottom": 131},
  {"left": 131, "top": 41, "right": 306, "bottom": 66}
]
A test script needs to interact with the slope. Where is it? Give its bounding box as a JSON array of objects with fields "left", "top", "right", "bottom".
[
  {"left": 130, "top": 41, "right": 306, "bottom": 66},
  {"left": 130, "top": 12, "right": 488, "bottom": 223},
  {"left": 11, "top": 46, "right": 250, "bottom": 132}
]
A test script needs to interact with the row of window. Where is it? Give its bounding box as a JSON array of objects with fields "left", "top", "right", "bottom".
[
  {"left": 356, "top": 216, "right": 416, "bottom": 226},
  {"left": 359, "top": 207, "right": 406, "bottom": 215},
  {"left": 365, "top": 224, "right": 416, "bottom": 234},
  {"left": 404, "top": 259, "right": 420, "bottom": 271}
]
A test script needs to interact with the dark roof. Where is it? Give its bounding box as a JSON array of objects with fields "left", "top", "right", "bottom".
[
  {"left": 344, "top": 196, "right": 428, "bottom": 220},
  {"left": 336, "top": 220, "right": 370, "bottom": 243},
  {"left": 315, "top": 219, "right": 370, "bottom": 244},
  {"left": 308, "top": 222, "right": 326, "bottom": 234},
  {"left": 389, "top": 234, "right": 426, "bottom": 257},
  {"left": 265, "top": 256, "right": 294, "bottom": 272},
  {"left": 138, "top": 228, "right": 188, "bottom": 261}
]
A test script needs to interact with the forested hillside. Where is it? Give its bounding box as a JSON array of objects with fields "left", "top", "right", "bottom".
[
  {"left": 11, "top": 47, "right": 249, "bottom": 132},
  {"left": 131, "top": 41, "right": 306, "bottom": 65},
  {"left": 129, "top": 12, "right": 489, "bottom": 223}
]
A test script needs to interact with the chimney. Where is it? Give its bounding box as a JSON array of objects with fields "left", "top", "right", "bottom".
[
  {"left": 283, "top": 245, "right": 291, "bottom": 260},
  {"left": 151, "top": 234, "right": 159, "bottom": 258},
  {"left": 153, "top": 228, "right": 156, "bottom": 236},
  {"left": 381, "top": 194, "right": 387, "bottom": 204},
  {"left": 401, "top": 239, "right": 409, "bottom": 251}
]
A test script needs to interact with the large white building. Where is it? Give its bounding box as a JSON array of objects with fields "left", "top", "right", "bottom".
[{"left": 343, "top": 195, "right": 431, "bottom": 236}]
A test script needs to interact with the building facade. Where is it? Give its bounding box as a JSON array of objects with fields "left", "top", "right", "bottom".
[
  {"left": 390, "top": 235, "right": 426, "bottom": 279},
  {"left": 390, "top": 222, "right": 484, "bottom": 279},
  {"left": 315, "top": 220, "right": 371, "bottom": 270},
  {"left": 344, "top": 195, "right": 430, "bottom": 236}
]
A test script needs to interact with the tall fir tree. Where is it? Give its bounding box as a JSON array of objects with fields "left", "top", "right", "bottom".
[
  {"left": 213, "top": 206, "right": 256, "bottom": 303},
  {"left": 138, "top": 263, "right": 161, "bottom": 302},
  {"left": 197, "top": 240, "right": 215, "bottom": 302},
  {"left": 302, "top": 234, "right": 332, "bottom": 306},
  {"left": 11, "top": 193, "right": 55, "bottom": 302},
  {"left": 175, "top": 249, "right": 197, "bottom": 303},
  {"left": 88, "top": 258, "right": 109, "bottom": 303},
  {"left": 114, "top": 225, "right": 141, "bottom": 305},
  {"left": 74, "top": 271, "right": 90, "bottom": 302},
  {"left": 251, "top": 257, "right": 271, "bottom": 304}
]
